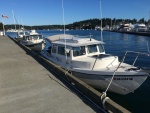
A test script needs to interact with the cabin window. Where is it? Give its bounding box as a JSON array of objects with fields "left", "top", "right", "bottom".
[
  {"left": 20, "top": 32, "right": 24, "bottom": 35},
  {"left": 52, "top": 45, "right": 57, "bottom": 53},
  {"left": 58, "top": 46, "right": 65, "bottom": 55},
  {"left": 87, "top": 45, "right": 97, "bottom": 53},
  {"left": 28, "top": 36, "right": 32, "bottom": 40},
  {"left": 58, "top": 46, "right": 70, "bottom": 57},
  {"left": 33, "top": 35, "right": 39, "bottom": 40},
  {"left": 39, "top": 35, "right": 43, "bottom": 39},
  {"left": 98, "top": 44, "right": 105, "bottom": 53},
  {"left": 23, "top": 36, "right": 30, "bottom": 40},
  {"left": 73, "top": 46, "right": 85, "bottom": 57},
  {"left": 23, "top": 36, "right": 26, "bottom": 40}
]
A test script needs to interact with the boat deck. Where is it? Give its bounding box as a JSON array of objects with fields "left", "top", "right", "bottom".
[{"left": 0, "top": 36, "right": 101, "bottom": 113}]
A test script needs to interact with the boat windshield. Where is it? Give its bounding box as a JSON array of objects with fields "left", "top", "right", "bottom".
[
  {"left": 23, "top": 36, "right": 30, "bottom": 40},
  {"left": 32, "top": 35, "right": 43, "bottom": 39},
  {"left": 98, "top": 44, "right": 105, "bottom": 53},
  {"left": 19, "top": 32, "right": 24, "bottom": 35},
  {"left": 87, "top": 44, "right": 98, "bottom": 53},
  {"left": 58, "top": 46, "right": 70, "bottom": 57},
  {"left": 73, "top": 46, "right": 86, "bottom": 57}
]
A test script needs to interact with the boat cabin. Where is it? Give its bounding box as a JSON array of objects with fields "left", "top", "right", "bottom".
[
  {"left": 22, "top": 34, "right": 43, "bottom": 41},
  {"left": 49, "top": 36, "right": 105, "bottom": 59},
  {"left": 133, "top": 24, "right": 147, "bottom": 32},
  {"left": 22, "top": 30, "right": 43, "bottom": 41},
  {"left": 46, "top": 34, "right": 119, "bottom": 70},
  {"left": 44, "top": 34, "right": 149, "bottom": 95}
]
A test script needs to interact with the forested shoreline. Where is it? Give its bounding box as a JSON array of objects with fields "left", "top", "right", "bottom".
[{"left": 0, "top": 18, "right": 150, "bottom": 30}]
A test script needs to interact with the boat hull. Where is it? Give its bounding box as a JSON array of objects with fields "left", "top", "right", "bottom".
[
  {"left": 16, "top": 37, "right": 23, "bottom": 42},
  {"left": 26, "top": 42, "right": 45, "bottom": 52},
  {"left": 72, "top": 71, "right": 148, "bottom": 95},
  {"left": 41, "top": 51, "right": 148, "bottom": 95}
]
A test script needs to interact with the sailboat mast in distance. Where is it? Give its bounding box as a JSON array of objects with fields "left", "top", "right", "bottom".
[{"left": 12, "top": 10, "right": 16, "bottom": 30}]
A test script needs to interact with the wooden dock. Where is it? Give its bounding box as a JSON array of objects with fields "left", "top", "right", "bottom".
[{"left": 0, "top": 35, "right": 131, "bottom": 113}]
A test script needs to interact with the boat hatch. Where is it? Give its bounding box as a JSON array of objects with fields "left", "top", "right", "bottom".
[
  {"left": 126, "top": 68, "right": 140, "bottom": 71},
  {"left": 60, "top": 38, "right": 78, "bottom": 43},
  {"left": 92, "top": 54, "right": 112, "bottom": 58}
]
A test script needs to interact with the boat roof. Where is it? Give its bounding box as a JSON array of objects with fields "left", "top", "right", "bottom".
[
  {"left": 46, "top": 34, "right": 104, "bottom": 47},
  {"left": 47, "top": 34, "right": 74, "bottom": 42},
  {"left": 22, "top": 30, "right": 42, "bottom": 37},
  {"left": 29, "top": 30, "right": 40, "bottom": 35},
  {"left": 134, "top": 24, "right": 146, "bottom": 27}
]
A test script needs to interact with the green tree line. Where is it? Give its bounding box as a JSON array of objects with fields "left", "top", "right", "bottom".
[{"left": 0, "top": 18, "right": 150, "bottom": 30}]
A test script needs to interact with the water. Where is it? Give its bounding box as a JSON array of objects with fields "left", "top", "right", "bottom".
[{"left": 7, "top": 30, "right": 150, "bottom": 113}]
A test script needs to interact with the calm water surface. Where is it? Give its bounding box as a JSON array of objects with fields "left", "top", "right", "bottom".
[{"left": 7, "top": 30, "right": 150, "bottom": 113}]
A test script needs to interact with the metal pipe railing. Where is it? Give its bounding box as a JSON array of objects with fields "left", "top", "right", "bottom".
[{"left": 121, "top": 51, "right": 149, "bottom": 66}]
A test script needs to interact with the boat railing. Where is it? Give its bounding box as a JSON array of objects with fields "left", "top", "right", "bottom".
[
  {"left": 103, "top": 51, "right": 150, "bottom": 95},
  {"left": 121, "top": 51, "right": 149, "bottom": 66}
]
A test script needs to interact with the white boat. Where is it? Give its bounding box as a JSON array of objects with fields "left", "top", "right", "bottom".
[
  {"left": 15, "top": 31, "right": 29, "bottom": 42},
  {"left": 20, "top": 30, "right": 46, "bottom": 52},
  {"left": 132, "top": 24, "right": 147, "bottom": 32},
  {"left": 40, "top": 34, "right": 149, "bottom": 95},
  {"left": 119, "top": 23, "right": 134, "bottom": 31},
  {"left": 7, "top": 29, "right": 24, "bottom": 32}
]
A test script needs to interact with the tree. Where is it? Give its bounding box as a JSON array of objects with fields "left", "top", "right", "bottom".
[
  {"left": 0, "top": 22, "right": 3, "bottom": 30},
  {"left": 148, "top": 19, "right": 150, "bottom": 26},
  {"left": 138, "top": 18, "right": 145, "bottom": 23}
]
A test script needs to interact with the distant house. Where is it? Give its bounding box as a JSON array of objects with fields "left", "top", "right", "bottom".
[{"left": 95, "top": 25, "right": 102, "bottom": 30}]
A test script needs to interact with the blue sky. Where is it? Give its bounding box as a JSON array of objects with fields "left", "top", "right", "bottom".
[{"left": 1, "top": 0, "right": 150, "bottom": 26}]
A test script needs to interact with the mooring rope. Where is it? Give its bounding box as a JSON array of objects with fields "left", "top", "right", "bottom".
[
  {"left": 65, "top": 67, "right": 72, "bottom": 82},
  {"left": 101, "top": 51, "right": 128, "bottom": 109}
]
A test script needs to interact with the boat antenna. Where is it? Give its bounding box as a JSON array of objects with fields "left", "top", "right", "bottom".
[
  {"left": 100, "top": 0, "right": 103, "bottom": 41},
  {"left": 62, "top": 0, "right": 67, "bottom": 60}
]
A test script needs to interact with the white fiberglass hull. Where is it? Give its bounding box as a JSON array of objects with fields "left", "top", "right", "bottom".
[
  {"left": 27, "top": 42, "right": 45, "bottom": 52},
  {"left": 41, "top": 51, "right": 148, "bottom": 95},
  {"left": 72, "top": 70, "right": 148, "bottom": 95}
]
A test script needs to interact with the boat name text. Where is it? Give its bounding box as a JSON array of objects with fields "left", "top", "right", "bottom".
[{"left": 113, "top": 77, "right": 133, "bottom": 80}]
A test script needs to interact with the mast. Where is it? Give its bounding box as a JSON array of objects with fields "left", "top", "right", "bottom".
[
  {"left": 100, "top": 0, "right": 103, "bottom": 41},
  {"left": 12, "top": 10, "right": 16, "bottom": 31},
  {"left": 2, "top": 16, "right": 5, "bottom": 35},
  {"left": 148, "top": 11, "right": 150, "bottom": 27},
  {"left": 21, "top": 19, "right": 25, "bottom": 35},
  {"left": 1, "top": 14, "right": 8, "bottom": 35},
  {"left": 18, "top": 16, "right": 20, "bottom": 31},
  {"left": 62, "top": 0, "right": 67, "bottom": 60},
  {"left": 111, "top": 19, "right": 112, "bottom": 30}
]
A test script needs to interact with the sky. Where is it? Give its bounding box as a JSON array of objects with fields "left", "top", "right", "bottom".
[{"left": 0, "top": 0, "right": 150, "bottom": 26}]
